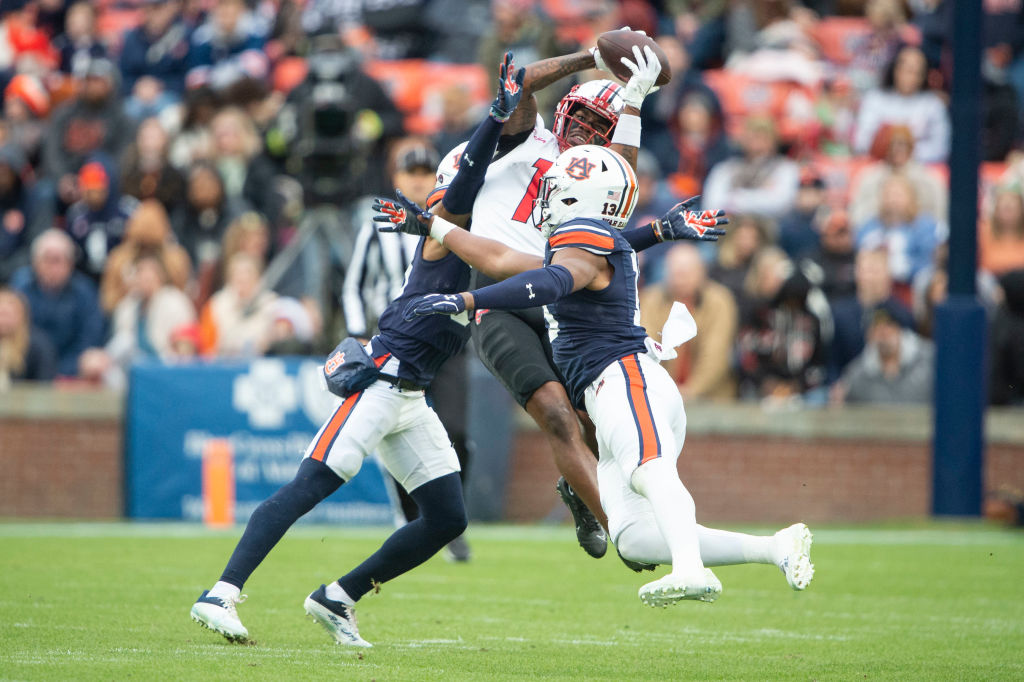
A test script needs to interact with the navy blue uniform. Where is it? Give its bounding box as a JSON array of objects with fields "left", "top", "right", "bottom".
[
  {"left": 544, "top": 218, "right": 648, "bottom": 408},
  {"left": 374, "top": 239, "right": 472, "bottom": 387}
]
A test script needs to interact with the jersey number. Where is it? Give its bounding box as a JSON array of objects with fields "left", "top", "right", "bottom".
[
  {"left": 602, "top": 202, "right": 618, "bottom": 216},
  {"left": 512, "top": 159, "right": 554, "bottom": 223}
]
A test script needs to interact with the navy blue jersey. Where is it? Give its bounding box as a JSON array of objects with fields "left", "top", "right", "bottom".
[
  {"left": 374, "top": 238, "right": 472, "bottom": 386},
  {"left": 543, "top": 218, "right": 649, "bottom": 407}
]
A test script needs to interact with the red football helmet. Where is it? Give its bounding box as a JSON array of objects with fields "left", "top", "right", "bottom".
[{"left": 552, "top": 80, "right": 625, "bottom": 151}]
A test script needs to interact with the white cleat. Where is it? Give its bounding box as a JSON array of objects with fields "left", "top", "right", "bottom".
[
  {"left": 304, "top": 584, "right": 372, "bottom": 648},
  {"left": 775, "top": 523, "right": 815, "bottom": 590},
  {"left": 639, "top": 568, "right": 722, "bottom": 607},
  {"left": 191, "top": 590, "right": 249, "bottom": 643}
]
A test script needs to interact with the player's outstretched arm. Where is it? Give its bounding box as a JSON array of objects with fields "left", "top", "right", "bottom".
[
  {"left": 608, "top": 45, "right": 662, "bottom": 171},
  {"left": 621, "top": 196, "right": 728, "bottom": 252}
]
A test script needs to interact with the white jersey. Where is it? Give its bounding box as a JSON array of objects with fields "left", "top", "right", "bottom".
[{"left": 438, "top": 116, "right": 559, "bottom": 257}]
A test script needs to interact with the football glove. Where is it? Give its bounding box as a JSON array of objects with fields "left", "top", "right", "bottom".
[
  {"left": 652, "top": 196, "right": 728, "bottom": 242},
  {"left": 619, "top": 44, "right": 662, "bottom": 110},
  {"left": 490, "top": 51, "right": 526, "bottom": 123},
  {"left": 402, "top": 293, "right": 467, "bottom": 320},
  {"left": 373, "top": 188, "right": 431, "bottom": 236}
]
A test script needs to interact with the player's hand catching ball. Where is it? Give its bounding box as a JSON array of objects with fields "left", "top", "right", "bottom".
[
  {"left": 619, "top": 45, "right": 662, "bottom": 109},
  {"left": 403, "top": 293, "right": 467, "bottom": 320},
  {"left": 373, "top": 189, "right": 432, "bottom": 236},
  {"left": 652, "top": 196, "right": 728, "bottom": 242},
  {"left": 490, "top": 51, "right": 526, "bottom": 123}
]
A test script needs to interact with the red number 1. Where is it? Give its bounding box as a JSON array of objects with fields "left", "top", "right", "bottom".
[{"left": 511, "top": 158, "right": 554, "bottom": 223}]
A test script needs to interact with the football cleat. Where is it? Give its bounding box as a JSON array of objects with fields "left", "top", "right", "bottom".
[
  {"left": 775, "top": 522, "right": 814, "bottom": 590},
  {"left": 639, "top": 568, "right": 722, "bottom": 607},
  {"left": 191, "top": 590, "right": 249, "bottom": 643},
  {"left": 444, "top": 534, "right": 472, "bottom": 563},
  {"left": 304, "top": 584, "right": 372, "bottom": 648},
  {"left": 617, "top": 547, "right": 657, "bottom": 573},
  {"left": 556, "top": 477, "right": 608, "bottom": 558}
]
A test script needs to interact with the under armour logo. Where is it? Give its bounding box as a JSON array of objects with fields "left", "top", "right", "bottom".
[{"left": 526, "top": 283, "right": 536, "bottom": 299}]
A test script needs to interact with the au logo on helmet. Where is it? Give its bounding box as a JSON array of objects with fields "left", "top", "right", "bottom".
[{"left": 564, "top": 156, "right": 596, "bottom": 180}]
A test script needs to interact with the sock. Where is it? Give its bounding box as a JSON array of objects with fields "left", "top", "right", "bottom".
[
  {"left": 325, "top": 581, "right": 355, "bottom": 606},
  {"left": 219, "top": 458, "right": 343, "bottom": 588},
  {"left": 337, "top": 473, "right": 466, "bottom": 601},
  {"left": 696, "top": 525, "right": 777, "bottom": 566},
  {"left": 630, "top": 457, "right": 704, "bottom": 575},
  {"left": 208, "top": 581, "right": 241, "bottom": 600}
]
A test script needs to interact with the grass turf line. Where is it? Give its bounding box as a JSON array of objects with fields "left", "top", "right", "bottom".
[{"left": 1, "top": 522, "right": 1022, "bottom": 681}]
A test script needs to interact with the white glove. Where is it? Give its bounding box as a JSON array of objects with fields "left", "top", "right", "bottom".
[
  {"left": 619, "top": 44, "right": 662, "bottom": 110},
  {"left": 589, "top": 26, "right": 646, "bottom": 73}
]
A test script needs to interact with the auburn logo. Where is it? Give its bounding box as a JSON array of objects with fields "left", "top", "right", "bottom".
[
  {"left": 564, "top": 156, "right": 595, "bottom": 180},
  {"left": 325, "top": 351, "right": 345, "bottom": 374}
]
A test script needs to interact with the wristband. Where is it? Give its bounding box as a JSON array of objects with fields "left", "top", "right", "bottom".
[
  {"left": 430, "top": 215, "right": 458, "bottom": 244},
  {"left": 611, "top": 113, "right": 641, "bottom": 147}
]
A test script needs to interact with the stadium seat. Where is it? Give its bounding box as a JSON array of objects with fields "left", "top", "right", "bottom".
[{"left": 812, "top": 17, "right": 921, "bottom": 66}]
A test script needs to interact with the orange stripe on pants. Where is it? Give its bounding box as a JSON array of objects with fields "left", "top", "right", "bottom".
[
  {"left": 311, "top": 392, "right": 362, "bottom": 462},
  {"left": 621, "top": 355, "right": 661, "bottom": 465}
]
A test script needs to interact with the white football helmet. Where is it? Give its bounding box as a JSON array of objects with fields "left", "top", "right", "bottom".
[
  {"left": 533, "top": 145, "right": 639, "bottom": 237},
  {"left": 552, "top": 80, "right": 624, "bottom": 151}
]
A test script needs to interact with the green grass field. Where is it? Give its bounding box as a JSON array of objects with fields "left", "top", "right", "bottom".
[{"left": 1, "top": 521, "right": 1022, "bottom": 681}]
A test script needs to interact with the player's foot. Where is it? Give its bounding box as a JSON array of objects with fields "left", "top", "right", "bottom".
[
  {"left": 556, "top": 476, "right": 607, "bottom": 558},
  {"left": 304, "top": 584, "right": 372, "bottom": 648},
  {"left": 774, "top": 522, "right": 814, "bottom": 590},
  {"left": 444, "top": 534, "right": 471, "bottom": 562},
  {"left": 638, "top": 568, "right": 722, "bottom": 607},
  {"left": 191, "top": 590, "right": 249, "bottom": 642},
  {"left": 617, "top": 547, "right": 657, "bottom": 573}
]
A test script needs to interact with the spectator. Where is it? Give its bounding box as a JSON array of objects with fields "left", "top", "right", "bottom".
[
  {"left": 724, "top": 0, "right": 823, "bottom": 87},
  {"left": 853, "top": 45, "right": 951, "bottom": 163},
  {"left": 848, "top": 124, "right": 948, "bottom": 229},
  {"left": 478, "top": 0, "right": 561, "bottom": 115},
  {"left": 668, "top": 0, "right": 729, "bottom": 69},
  {"left": 432, "top": 83, "right": 483, "bottom": 160},
  {"left": 736, "top": 248, "right": 831, "bottom": 404},
  {"left": 0, "top": 286, "right": 56, "bottom": 386},
  {"left": 10, "top": 229, "right": 105, "bottom": 377},
  {"left": 82, "top": 252, "right": 196, "bottom": 389},
  {"left": 856, "top": 174, "right": 944, "bottom": 291},
  {"left": 812, "top": 75, "right": 857, "bottom": 158},
  {"left": 910, "top": 244, "right": 1001, "bottom": 339},
  {"left": 979, "top": 185, "right": 1024, "bottom": 277},
  {"left": 846, "top": 0, "right": 909, "bottom": 94},
  {"left": 639, "top": 243, "right": 738, "bottom": 401},
  {"left": 778, "top": 167, "right": 826, "bottom": 259},
  {"left": 172, "top": 162, "right": 247, "bottom": 276},
  {"left": 66, "top": 160, "right": 139, "bottom": 282},
  {"left": 832, "top": 303, "right": 934, "bottom": 405},
  {"left": 167, "top": 86, "right": 219, "bottom": 171},
  {"left": 209, "top": 106, "right": 278, "bottom": 225},
  {"left": 196, "top": 210, "right": 270, "bottom": 307},
  {"left": 990, "top": 269, "right": 1024, "bottom": 406},
  {"left": 101, "top": 199, "right": 192, "bottom": 313},
  {"left": 801, "top": 208, "right": 856, "bottom": 302},
  {"left": 0, "top": 0, "right": 57, "bottom": 76},
  {"left": 0, "top": 142, "right": 46, "bottom": 283},
  {"left": 664, "top": 90, "right": 731, "bottom": 198},
  {"left": 703, "top": 115, "right": 800, "bottom": 222},
  {"left": 42, "top": 57, "right": 135, "bottom": 211},
  {"left": 3, "top": 73, "right": 49, "bottom": 165},
  {"left": 120, "top": 117, "right": 187, "bottom": 213},
  {"left": 828, "top": 247, "right": 914, "bottom": 382},
  {"left": 120, "top": 0, "right": 192, "bottom": 118},
  {"left": 264, "top": 296, "right": 315, "bottom": 356},
  {"left": 708, "top": 213, "right": 771, "bottom": 313},
  {"left": 198, "top": 251, "right": 277, "bottom": 357},
  {"left": 624, "top": 150, "right": 684, "bottom": 285},
  {"left": 187, "top": 0, "right": 268, "bottom": 93},
  {"left": 53, "top": 1, "right": 106, "bottom": 76}
]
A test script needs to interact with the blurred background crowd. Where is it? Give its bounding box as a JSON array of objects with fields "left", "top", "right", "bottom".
[{"left": 0, "top": 0, "right": 1022, "bottom": 409}]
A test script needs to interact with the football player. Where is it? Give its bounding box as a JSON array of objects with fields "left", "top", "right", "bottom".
[
  {"left": 424, "top": 34, "right": 663, "bottom": 563},
  {"left": 189, "top": 54, "right": 526, "bottom": 647},
  {"left": 388, "top": 145, "right": 815, "bottom": 606}
]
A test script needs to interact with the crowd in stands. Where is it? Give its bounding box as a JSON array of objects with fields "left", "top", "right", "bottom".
[{"left": 0, "top": 0, "right": 1023, "bottom": 409}]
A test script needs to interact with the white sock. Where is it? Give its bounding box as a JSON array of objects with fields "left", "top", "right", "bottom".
[
  {"left": 209, "top": 581, "right": 241, "bottom": 600},
  {"left": 325, "top": 581, "right": 355, "bottom": 606},
  {"left": 630, "top": 457, "right": 704, "bottom": 575},
  {"left": 696, "top": 525, "right": 776, "bottom": 566}
]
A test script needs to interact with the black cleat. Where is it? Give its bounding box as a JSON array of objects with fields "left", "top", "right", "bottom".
[
  {"left": 556, "top": 476, "right": 607, "bottom": 558},
  {"left": 617, "top": 548, "right": 658, "bottom": 573}
]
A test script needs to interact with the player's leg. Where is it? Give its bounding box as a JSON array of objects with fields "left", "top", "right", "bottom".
[
  {"left": 307, "top": 395, "right": 465, "bottom": 647},
  {"left": 191, "top": 386, "right": 395, "bottom": 642},
  {"left": 471, "top": 299, "right": 607, "bottom": 557}
]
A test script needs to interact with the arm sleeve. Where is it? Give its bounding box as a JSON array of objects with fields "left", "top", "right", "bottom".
[
  {"left": 441, "top": 116, "right": 504, "bottom": 215},
  {"left": 621, "top": 223, "right": 660, "bottom": 252},
  {"left": 470, "top": 264, "right": 575, "bottom": 310}
]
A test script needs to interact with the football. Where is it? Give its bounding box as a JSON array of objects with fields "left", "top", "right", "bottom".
[{"left": 596, "top": 29, "right": 672, "bottom": 87}]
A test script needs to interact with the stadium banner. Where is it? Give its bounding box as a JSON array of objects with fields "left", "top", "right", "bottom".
[{"left": 125, "top": 358, "right": 392, "bottom": 523}]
